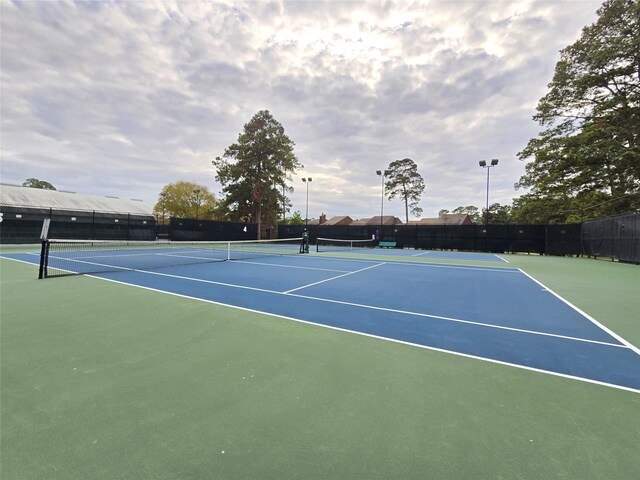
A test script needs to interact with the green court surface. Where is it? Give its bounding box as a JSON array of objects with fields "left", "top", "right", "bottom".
[{"left": 1, "top": 251, "right": 639, "bottom": 479}]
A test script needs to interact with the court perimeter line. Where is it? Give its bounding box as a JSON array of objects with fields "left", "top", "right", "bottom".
[
  {"left": 78, "top": 273, "right": 640, "bottom": 394},
  {"left": 3, "top": 255, "right": 635, "bottom": 393},
  {"left": 1, "top": 255, "right": 631, "bottom": 353},
  {"left": 0, "top": 255, "right": 41, "bottom": 267},
  {"left": 97, "top": 265, "right": 625, "bottom": 349},
  {"left": 283, "top": 262, "right": 386, "bottom": 294},
  {"left": 518, "top": 268, "right": 640, "bottom": 356}
]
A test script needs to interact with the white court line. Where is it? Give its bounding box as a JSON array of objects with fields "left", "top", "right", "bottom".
[
  {"left": 46, "top": 256, "right": 136, "bottom": 272},
  {"left": 3, "top": 254, "right": 637, "bottom": 393},
  {"left": 72, "top": 272, "right": 640, "bottom": 394},
  {"left": 231, "top": 259, "right": 350, "bottom": 273},
  {"left": 64, "top": 249, "right": 221, "bottom": 260},
  {"left": 82, "top": 263, "right": 628, "bottom": 349},
  {"left": 284, "top": 290, "right": 626, "bottom": 349},
  {"left": 385, "top": 262, "right": 517, "bottom": 274},
  {"left": 411, "top": 250, "right": 509, "bottom": 264},
  {"left": 6, "top": 254, "right": 629, "bottom": 350},
  {"left": 132, "top": 268, "right": 284, "bottom": 294},
  {"left": 518, "top": 268, "right": 640, "bottom": 356},
  {"left": 0, "top": 254, "right": 41, "bottom": 266},
  {"left": 283, "top": 262, "right": 386, "bottom": 294},
  {"left": 311, "top": 253, "right": 520, "bottom": 274},
  {"left": 313, "top": 251, "right": 518, "bottom": 271}
]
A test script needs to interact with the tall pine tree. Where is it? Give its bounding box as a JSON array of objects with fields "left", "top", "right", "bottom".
[
  {"left": 385, "top": 158, "right": 426, "bottom": 224},
  {"left": 517, "top": 0, "right": 640, "bottom": 220},
  {"left": 213, "top": 110, "right": 301, "bottom": 238}
]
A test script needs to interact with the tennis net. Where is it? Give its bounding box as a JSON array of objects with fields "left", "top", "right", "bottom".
[
  {"left": 39, "top": 237, "right": 303, "bottom": 278},
  {"left": 316, "top": 237, "right": 375, "bottom": 253}
]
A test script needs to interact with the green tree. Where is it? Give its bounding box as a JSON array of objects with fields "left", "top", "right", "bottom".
[
  {"left": 452, "top": 206, "right": 483, "bottom": 224},
  {"left": 153, "top": 181, "right": 217, "bottom": 223},
  {"left": 510, "top": 194, "right": 562, "bottom": 224},
  {"left": 22, "top": 178, "right": 56, "bottom": 190},
  {"left": 517, "top": 0, "right": 640, "bottom": 217},
  {"left": 213, "top": 110, "right": 301, "bottom": 239},
  {"left": 483, "top": 203, "right": 512, "bottom": 224},
  {"left": 510, "top": 190, "right": 637, "bottom": 224},
  {"left": 385, "top": 158, "right": 426, "bottom": 224},
  {"left": 282, "top": 210, "right": 304, "bottom": 225}
]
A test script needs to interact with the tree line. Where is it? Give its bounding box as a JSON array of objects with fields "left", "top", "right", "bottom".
[{"left": 514, "top": 0, "right": 639, "bottom": 222}]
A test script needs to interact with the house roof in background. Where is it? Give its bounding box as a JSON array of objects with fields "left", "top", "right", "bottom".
[
  {"left": 351, "top": 215, "right": 403, "bottom": 225},
  {"left": 323, "top": 215, "right": 353, "bottom": 225},
  {"left": 409, "top": 214, "right": 473, "bottom": 225}
]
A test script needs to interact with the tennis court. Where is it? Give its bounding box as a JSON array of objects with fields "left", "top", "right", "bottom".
[{"left": 1, "top": 242, "right": 639, "bottom": 479}]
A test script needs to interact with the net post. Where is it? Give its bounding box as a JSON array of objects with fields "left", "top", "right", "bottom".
[
  {"left": 38, "top": 219, "right": 51, "bottom": 279},
  {"left": 38, "top": 240, "right": 49, "bottom": 279}
]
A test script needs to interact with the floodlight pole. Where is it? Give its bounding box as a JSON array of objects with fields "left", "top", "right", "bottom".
[
  {"left": 282, "top": 181, "right": 286, "bottom": 222},
  {"left": 302, "top": 177, "right": 312, "bottom": 228},
  {"left": 376, "top": 169, "right": 390, "bottom": 240},
  {"left": 160, "top": 192, "right": 167, "bottom": 224},
  {"left": 479, "top": 159, "right": 499, "bottom": 224},
  {"left": 193, "top": 188, "right": 201, "bottom": 220}
]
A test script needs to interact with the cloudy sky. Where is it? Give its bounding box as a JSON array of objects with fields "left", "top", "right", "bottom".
[{"left": 1, "top": 0, "right": 602, "bottom": 221}]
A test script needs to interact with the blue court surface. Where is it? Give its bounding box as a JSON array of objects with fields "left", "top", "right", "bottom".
[{"left": 4, "top": 250, "right": 639, "bottom": 392}]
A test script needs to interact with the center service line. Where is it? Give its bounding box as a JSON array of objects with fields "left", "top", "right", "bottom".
[{"left": 283, "top": 262, "right": 387, "bottom": 294}]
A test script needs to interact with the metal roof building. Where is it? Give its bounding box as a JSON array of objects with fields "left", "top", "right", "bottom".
[{"left": 0, "top": 184, "right": 153, "bottom": 215}]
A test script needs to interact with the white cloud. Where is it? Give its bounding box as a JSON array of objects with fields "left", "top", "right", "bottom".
[{"left": 1, "top": 0, "right": 602, "bottom": 219}]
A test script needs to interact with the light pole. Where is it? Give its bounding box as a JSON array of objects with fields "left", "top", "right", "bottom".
[
  {"left": 479, "top": 159, "right": 498, "bottom": 224},
  {"left": 302, "top": 177, "right": 312, "bottom": 228},
  {"left": 282, "top": 181, "right": 286, "bottom": 222},
  {"left": 376, "top": 169, "right": 390, "bottom": 240},
  {"left": 160, "top": 192, "right": 167, "bottom": 224},
  {"left": 193, "top": 188, "right": 201, "bottom": 220}
]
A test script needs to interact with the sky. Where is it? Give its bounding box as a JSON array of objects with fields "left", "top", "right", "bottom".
[{"left": 0, "top": 0, "right": 603, "bottom": 221}]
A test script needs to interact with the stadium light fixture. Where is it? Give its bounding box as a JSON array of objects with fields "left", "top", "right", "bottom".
[
  {"left": 479, "top": 159, "right": 499, "bottom": 224},
  {"left": 302, "top": 177, "right": 312, "bottom": 228}
]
